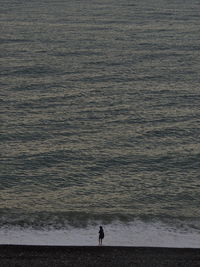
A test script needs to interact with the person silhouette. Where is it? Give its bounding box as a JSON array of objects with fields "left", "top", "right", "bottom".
[{"left": 99, "top": 226, "right": 104, "bottom": 245}]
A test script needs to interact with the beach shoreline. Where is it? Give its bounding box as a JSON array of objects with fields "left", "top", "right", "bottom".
[{"left": 0, "top": 245, "right": 199, "bottom": 266}]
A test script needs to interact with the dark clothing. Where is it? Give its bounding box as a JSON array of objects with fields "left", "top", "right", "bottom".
[{"left": 99, "top": 229, "right": 104, "bottom": 239}]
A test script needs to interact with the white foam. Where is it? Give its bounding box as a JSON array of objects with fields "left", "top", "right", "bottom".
[{"left": 0, "top": 221, "right": 199, "bottom": 248}]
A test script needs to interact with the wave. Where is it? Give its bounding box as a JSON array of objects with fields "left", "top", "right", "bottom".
[
  {"left": 0, "top": 211, "right": 199, "bottom": 232},
  {"left": 0, "top": 220, "right": 199, "bottom": 248}
]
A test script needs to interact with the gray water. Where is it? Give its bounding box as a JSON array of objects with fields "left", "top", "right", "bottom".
[{"left": 1, "top": 0, "right": 200, "bottom": 245}]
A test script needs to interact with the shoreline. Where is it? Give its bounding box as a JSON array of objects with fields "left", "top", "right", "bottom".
[{"left": 0, "top": 245, "right": 199, "bottom": 266}]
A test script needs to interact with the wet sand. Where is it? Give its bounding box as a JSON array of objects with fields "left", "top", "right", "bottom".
[{"left": 0, "top": 245, "right": 199, "bottom": 267}]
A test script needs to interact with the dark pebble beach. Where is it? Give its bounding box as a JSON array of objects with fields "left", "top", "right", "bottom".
[{"left": 0, "top": 245, "right": 199, "bottom": 267}]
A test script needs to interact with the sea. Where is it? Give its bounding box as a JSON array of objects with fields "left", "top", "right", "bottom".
[{"left": 0, "top": 0, "right": 200, "bottom": 248}]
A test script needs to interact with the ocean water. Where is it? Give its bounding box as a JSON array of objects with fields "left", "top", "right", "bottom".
[{"left": 1, "top": 0, "right": 200, "bottom": 247}]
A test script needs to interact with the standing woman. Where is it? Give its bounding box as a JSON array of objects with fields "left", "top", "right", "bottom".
[{"left": 99, "top": 226, "right": 104, "bottom": 245}]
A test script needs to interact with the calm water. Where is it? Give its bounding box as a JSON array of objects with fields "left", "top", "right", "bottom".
[{"left": 1, "top": 0, "right": 200, "bottom": 246}]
